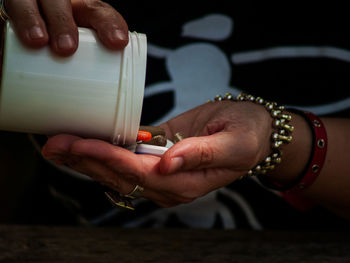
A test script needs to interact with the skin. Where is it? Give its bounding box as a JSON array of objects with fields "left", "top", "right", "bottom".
[
  {"left": 42, "top": 100, "right": 350, "bottom": 219},
  {"left": 0, "top": 0, "right": 128, "bottom": 221},
  {"left": 4, "top": 0, "right": 129, "bottom": 55},
  {"left": 5, "top": 1, "right": 350, "bottom": 219},
  {"left": 42, "top": 100, "right": 274, "bottom": 207}
]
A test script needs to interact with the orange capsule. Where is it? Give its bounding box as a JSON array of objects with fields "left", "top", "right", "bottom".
[{"left": 137, "top": 130, "right": 152, "bottom": 141}]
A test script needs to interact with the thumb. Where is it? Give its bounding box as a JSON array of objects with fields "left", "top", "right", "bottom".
[{"left": 159, "top": 132, "right": 257, "bottom": 174}]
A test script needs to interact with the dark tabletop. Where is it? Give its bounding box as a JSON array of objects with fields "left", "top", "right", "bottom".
[{"left": 0, "top": 225, "right": 349, "bottom": 262}]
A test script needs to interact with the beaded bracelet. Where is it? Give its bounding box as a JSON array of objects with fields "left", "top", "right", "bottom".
[
  {"left": 211, "top": 93, "right": 294, "bottom": 177},
  {"left": 258, "top": 109, "right": 327, "bottom": 193}
]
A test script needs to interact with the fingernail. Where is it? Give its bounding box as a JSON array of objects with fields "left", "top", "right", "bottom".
[
  {"left": 29, "top": 26, "right": 45, "bottom": 39},
  {"left": 167, "top": 157, "right": 184, "bottom": 174},
  {"left": 110, "top": 29, "right": 128, "bottom": 41},
  {"left": 57, "top": 34, "right": 75, "bottom": 50}
]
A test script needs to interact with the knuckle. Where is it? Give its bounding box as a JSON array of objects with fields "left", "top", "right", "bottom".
[
  {"left": 22, "top": 9, "right": 41, "bottom": 20},
  {"left": 51, "top": 11, "right": 72, "bottom": 25},
  {"left": 83, "top": 0, "right": 111, "bottom": 11},
  {"left": 197, "top": 140, "right": 215, "bottom": 168},
  {"left": 124, "top": 171, "right": 146, "bottom": 186}
]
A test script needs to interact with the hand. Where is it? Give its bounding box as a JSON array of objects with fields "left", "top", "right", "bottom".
[
  {"left": 42, "top": 100, "right": 273, "bottom": 207},
  {"left": 4, "top": 0, "right": 128, "bottom": 56}
]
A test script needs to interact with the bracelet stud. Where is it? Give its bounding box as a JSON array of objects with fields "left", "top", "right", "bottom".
[{"left": 272, "top": 133, "right": 292, "bottom": 143}]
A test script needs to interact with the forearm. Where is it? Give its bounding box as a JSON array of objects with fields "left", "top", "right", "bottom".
[
  {"left": 307, "top": 117, "right": 350, "bottom": 217},
  {"left": 267, "top": 113, "right": 350, "bottom": 218}
]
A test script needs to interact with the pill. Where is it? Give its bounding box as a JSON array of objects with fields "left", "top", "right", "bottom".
[
  {"left": 137, "top": 130, "right": 152, "bottom": 141},
  {"left": 142, "top": 135, "right": 167, "bottom": 146},
  {"left": 139, "top": 126, "right": 166, "bottom": 137}
]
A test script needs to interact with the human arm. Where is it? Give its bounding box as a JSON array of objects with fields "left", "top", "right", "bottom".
[
  {"left": 40, "top": 97, "right": 350, "bottom": 219},
  {"left": 273, "top": 116, "right": 350, "bottom": 219},
  {"left": 3, "top": 0, "right": 128, "bottom": 55}
]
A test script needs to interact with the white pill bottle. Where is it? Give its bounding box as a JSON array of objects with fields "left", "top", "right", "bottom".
[{"left": 0, "top": 21, "right": 147, "bottom": 146}]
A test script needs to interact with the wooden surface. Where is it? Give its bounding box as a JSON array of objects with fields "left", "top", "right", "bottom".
[{"left": 0, "top": 225, "right": 349, "bottom": 262}]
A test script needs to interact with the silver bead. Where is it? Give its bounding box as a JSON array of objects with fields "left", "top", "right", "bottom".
[
  {"left": 214, "top": 95, "right": 223, "bottom": 101},
  {"left": 237, "top": 93, "right": 246, "bottom": 100},
  {"left": 272, "top": 133, "right": 292, "bottom": 143},
  {"left": 255, "top": 165, "right": 262, "bottom": 171},
  {"left": 272, "top": 140, "right": 283, "bottom": 148},
  {"left": 247, "top": 95, "right": 255, "bottom": 101},
  {"left": 274, "top": 157, "right": 282, "bottom": 164},
  {"left": 265, "top": 156, "right": 272, "bottom": 163},
  {"left": 266, "top": 103, "right": 275, "bottom": 111},
  {"left": 279, "top": 129, "right": 286, "bottom": 135},
  {"left": 265, "top": 164, "right": 276, "bottom": 170},
  {"left": 273, "top": 120, "right": 294, "bottom": 132},
  {"left": 313, "top": 120, "right": 321, "bottom": 127},
  {"left": 272, "top": 132, "right": 279, "bottom": 140},
  {"left": 271, "top": 110, "right": 281, "bottom": 117},
  {"left": 272, "top": 152, "right": 280, "bottom": 159},
  {"left": 225, "top": 93, "right": 233, "bottom": 100},
  {"left": 255, "top": 97, "right": 264, "bottom": 104},
  {"left": 280, "top": 113, "right": 292, "bottom": 121}
]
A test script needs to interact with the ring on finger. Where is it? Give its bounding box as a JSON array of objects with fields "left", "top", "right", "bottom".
[{"left": 123, "top": 185, "right": 144, "bottom": 199}]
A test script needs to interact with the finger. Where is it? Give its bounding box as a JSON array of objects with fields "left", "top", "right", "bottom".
[
  {"left": 159, "top": 132, "right": 259, "bottom": 174},
  {"left": 67, "top": 139, "right": 186, "bottom": 203},
  {"left": 159, "top": 101, "right": 227, "bottom": 140},
  {"left": 39, "top": 0, "right": 79, "bottom": 56},
  {"left": 5, "top": 0, "right": 49, "bottom": 48},
  {"left": 63, "top": 154, "right": 171, "bottom": 205},
  {"left": 68, "top": 139, "right": 161, "bottom": 181},
  {"left": 72, "top": 0, "right": 128, "bottom": 50},
  {"left": 42, "top": 134, "right": 83, "bottom": 159},
  {"left": 64, "top": 154, "right": 132, "bottom": 192},
  {"left": 68, "top": 138, "right": 232, "bottom": 206}
]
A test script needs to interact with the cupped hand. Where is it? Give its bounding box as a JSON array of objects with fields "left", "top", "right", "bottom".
[
  {"left": 4, "top": 0, "right": 128, "bottom": 56},
  {"left": 42, "top": 100, "right": 273, "bottom": 207}
]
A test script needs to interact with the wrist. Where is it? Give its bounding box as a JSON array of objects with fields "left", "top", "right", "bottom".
[
  {"left": 210, "top": 93, "right": 325, "bottom": 192},
  {"left": 236, "top": 94, "right": 294, "bottom": 178},
  {"left": 260, "top": 109, "right": 328, "bottom": 193}
]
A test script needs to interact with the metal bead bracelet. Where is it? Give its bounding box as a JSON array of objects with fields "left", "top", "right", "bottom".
[{"left": 211, "top": 93, "right": 294, "bottom": 177}]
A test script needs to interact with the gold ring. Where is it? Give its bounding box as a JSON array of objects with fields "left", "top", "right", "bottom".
[
  {"left": 124, "top": 185, "right": 144, "bottom": 199},
  {"left": 0, "top": 0, "right": 8, "bottom": 21},
  {"left": 104, "top": 190, "right": 135, "bottom": 210}
]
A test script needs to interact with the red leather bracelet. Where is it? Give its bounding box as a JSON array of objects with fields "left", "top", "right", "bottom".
[{"left": 258, "top": 109, "right": 327, "bottom": 193}]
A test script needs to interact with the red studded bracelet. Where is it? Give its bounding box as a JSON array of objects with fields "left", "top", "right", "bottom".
[
  {"left": 258, "top": 109, "right": 327, "bottom": 193},
  {"left": 288, "top": 110, "right": 327, "bottom": 192}
]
